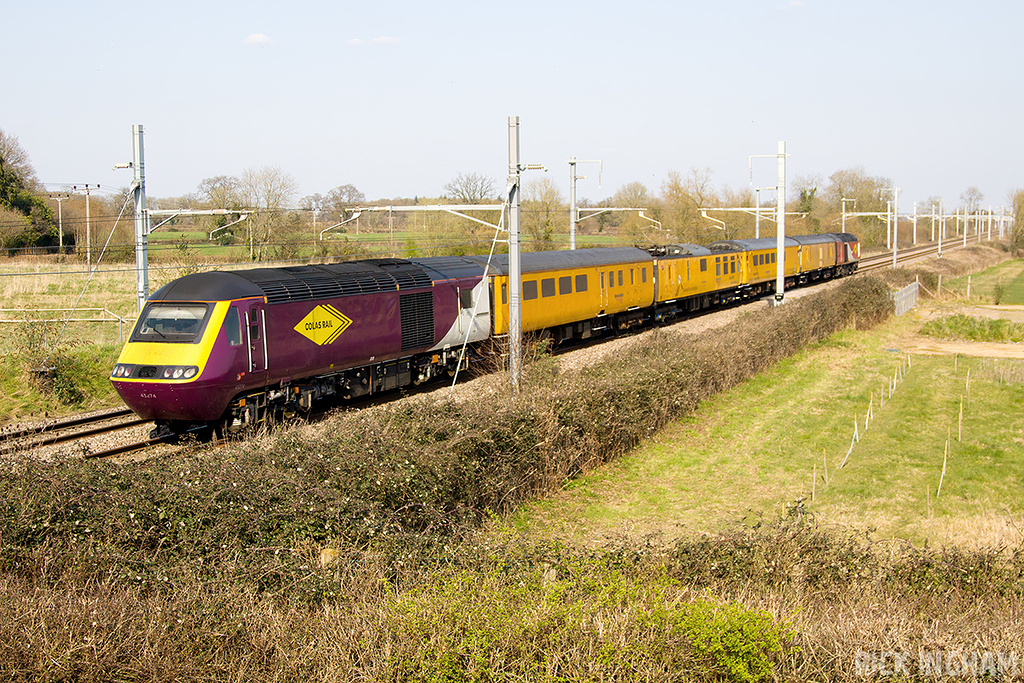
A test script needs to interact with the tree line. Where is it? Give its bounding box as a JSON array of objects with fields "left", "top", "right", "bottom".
[{"left": 2, "top": 126, "right": 1022, "bottom": 259}]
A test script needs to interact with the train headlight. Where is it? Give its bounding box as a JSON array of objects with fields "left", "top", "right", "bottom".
[{"left": 159, "top": 365, "right": 200, "bottom": 380}]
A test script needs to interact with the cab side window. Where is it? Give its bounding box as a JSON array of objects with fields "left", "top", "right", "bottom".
[{"left": 225, "top": 305, "right": 242, "bottom": 346}]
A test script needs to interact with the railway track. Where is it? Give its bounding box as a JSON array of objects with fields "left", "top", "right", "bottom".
[
  {"left": 858, "top": 237, "right": 968, "bottom": 273},
  {"left": 0, "top": 407, "right": 155, "bottom": 459}
]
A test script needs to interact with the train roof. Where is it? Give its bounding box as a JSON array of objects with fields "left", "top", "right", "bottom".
[
  {"left": 465, "top": 246, "right": 651, "bottom": 276},
  {"left": 707, "top": 237, "right": 799, "bottom": 252},
  {"left": 647, "top": 244, "right": 713, "bottom": 258},
  {"left": 707, "top": 232, "right": 856, "bottom": 252},
  {"left": 150, "top": 271, "right": 265, "bottom": 302},
  {"left": 790, "top": 233, "right": 840, "bottom": 245},
  {"left": 408, "top": 255, "right": 488, "bottom": 281},
  {"left": 149, "top": 259, "right": 439, "bottom": 305}
]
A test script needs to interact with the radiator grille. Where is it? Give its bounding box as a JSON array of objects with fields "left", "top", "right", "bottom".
[{"left": 399, "top": 291, "right": 434, "bottom": 351}]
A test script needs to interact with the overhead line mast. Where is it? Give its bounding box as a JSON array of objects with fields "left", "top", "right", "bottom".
[{"left": 132, "top": 125, "right": 148, "bottom": 313}]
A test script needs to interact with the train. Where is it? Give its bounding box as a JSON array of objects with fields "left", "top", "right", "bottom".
[{"left": 110, "top": 232, "right": 859, "bottom": 435}]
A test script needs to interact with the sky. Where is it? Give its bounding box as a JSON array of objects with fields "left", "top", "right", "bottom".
[{"left": 3, "top": 0, "right": 1022, "bottom": 212}]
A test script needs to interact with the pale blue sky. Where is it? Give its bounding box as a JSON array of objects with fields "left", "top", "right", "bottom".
[{"left": 4, "top": 0, "right": 1021, "bottom": 210}]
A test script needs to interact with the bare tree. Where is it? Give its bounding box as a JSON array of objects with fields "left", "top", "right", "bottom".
[
  {"left": 823, "top": 167, "right": 891, "bottom": 212},
  {"left": 919, "top": 196, "right": 943, "bottom": 214},
  {"left": 197, "top": 175, "right": 241, "bottom": 208},
  {"left": 325, "top": 184, "right": 365, "bottom": 219},
  {"left": 822, "top": 167, "right": 892, "bottom": 245},
  {"left": 193, "top": 176, "right": 243, "bottom": 242},
  {"left": 960, "top": 186, "right": 984, "bottom": 213},
  {"left": 522, "top": 177, "right": 565, "bottom": 249},
  {"left": 443, "top": 172, "right": 497, "bottom": 204},
  {"left": 1011, "top": 189, "right": 1024, "bottom": 252},
  {"left": 238, "top": 165, "right": 299, "bottom": 260},
  {"left": 661, "top": 168, "right": 718, "bottom": 243},
  {"left": 301, "top": 193, "right": 326, "bottom": 214}
]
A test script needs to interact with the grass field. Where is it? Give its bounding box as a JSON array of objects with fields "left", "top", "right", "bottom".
[
  {"left": 513, "top": 308, "right": 1024, "bottom": 548},
  {"left": 943, "top": 257, "right": 1024, "bottom": 303}
]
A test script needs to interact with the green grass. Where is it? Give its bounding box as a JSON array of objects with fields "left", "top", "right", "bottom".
[
  {"left": 513, "top": 313, "right": 1024, "bottom": 546},
  {"left": 0, "top": 343, "right": 122, "bottom": 422},
  {"left": 920, "top": 313, "right": 1024, "bottom": 342},
  {"left": 944, "top": 258, "right": 1024, "bottom": 303}
]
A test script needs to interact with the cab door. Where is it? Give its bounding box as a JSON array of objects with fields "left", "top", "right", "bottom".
[{"left": 243, "top": 300, "right": 269, "bottom": 377}]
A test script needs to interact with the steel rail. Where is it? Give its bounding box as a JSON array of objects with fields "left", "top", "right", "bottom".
[
  {"left": 0, "top": 407, "right": 134, "bottom": 442},
  {"left": 0, "top": 410, "right": 150, "bottom": 456}
]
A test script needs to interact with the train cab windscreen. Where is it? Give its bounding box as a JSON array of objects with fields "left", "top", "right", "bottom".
[{"left": 131, "top": 303, "right": 211, "bottom": 343}]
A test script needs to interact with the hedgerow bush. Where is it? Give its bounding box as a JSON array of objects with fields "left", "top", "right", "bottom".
[
  {"left": 0, "top": 275, "right": 929, "bottom": 681},
  {"left": 0, "top": 277, "right": 896, "bottom": 580}
]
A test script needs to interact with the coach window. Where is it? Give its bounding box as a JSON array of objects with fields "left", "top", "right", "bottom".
[
  {"left": 601, "top": 273, "right": 605, "bottom": 289},
  {"left": 575, "top": 274, "right": 588, "bottom": 292},
  {"left": 225, "top": 305, "right": 242, "bottom": 346},
  {"left": 630, "top": 269, "right": 635, "bottom": 286},
  {"left": 607, "top": 271, "right": 614, "bottom": 288},
  {"left": 501, "top": 283, "right": 507, "bottom": 305},
  {"left": 541, "top": 278, "right": 556, "bottom": 297},
  {"left": 523, "top": 280, "right": 538, "bottom": 300},
  {"left": 559, "top": 276, "right": 572, "bottom": 295},
  {"left": 731, "top": 258, "right": 736, "bottom": 274},
  {"left": 700, "top": 259, "right": 707, "bottom": 272},
  {"left": 642, "top": 268, "right": 647, "bottom": 283},
  {"left": 715, "top": 258, "right": 721, "bottom": 276},
  {"left": 618, "top": 270, "right": 623, "bottom": 287}
]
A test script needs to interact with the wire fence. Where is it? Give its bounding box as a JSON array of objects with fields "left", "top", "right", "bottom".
[{"left": 0, "top": 308, "right": 128, "bottom": 345}]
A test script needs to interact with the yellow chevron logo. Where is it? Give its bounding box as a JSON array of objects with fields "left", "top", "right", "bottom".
[{"left": 294, "top": 304, "right": 352, "bottom": 346}]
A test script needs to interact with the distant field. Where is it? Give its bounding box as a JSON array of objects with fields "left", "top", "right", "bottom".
[{"left": 514, "top": 311, "right": 1024, "bottom": 547}]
